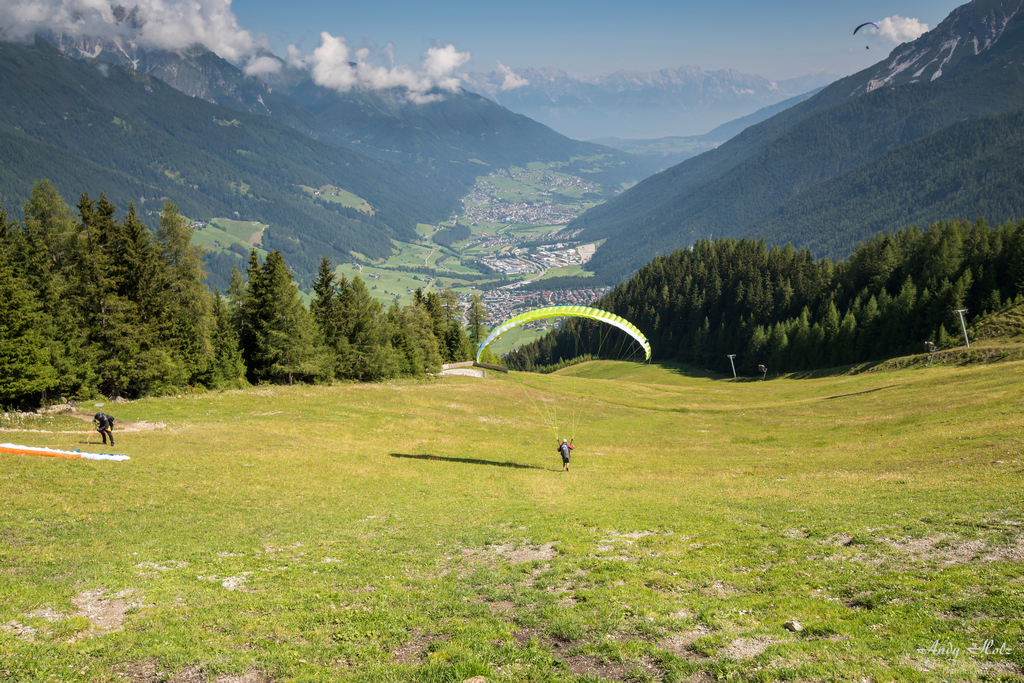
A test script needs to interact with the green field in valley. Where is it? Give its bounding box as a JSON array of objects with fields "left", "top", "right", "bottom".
[
  {"left": 2, "top": 355, "right": 1022, "bottom": 682},
  {"left": 487, "top": 323, "right": 561, "bottom": 358},
  {"left": 191, "top": 218, "right": 268, "bottom": 259},
  {"left": 298, "top": 185, "right": 374, "bottom": 214}
]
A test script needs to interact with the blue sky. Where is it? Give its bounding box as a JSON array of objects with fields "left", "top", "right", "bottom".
[{"left": 235, "top": 0, "right": 964, "bottom": 79}]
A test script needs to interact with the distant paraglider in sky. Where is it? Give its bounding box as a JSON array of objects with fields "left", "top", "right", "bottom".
[{"left": 854, "top": 21, "right": 879, "bottom": 49}]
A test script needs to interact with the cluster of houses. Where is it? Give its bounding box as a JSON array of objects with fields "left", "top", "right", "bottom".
[
  {"left": 463, "top": 197, "right": 580, "bottom": 225},
  {"left": 460, "top": 169, "right": 597, "bottom": 227},
  {"left": 478, "top": 286, "right": 612, "bottom": 326},
  {"left": 479, "top": 242, "right": 591, "bottom": 276}
]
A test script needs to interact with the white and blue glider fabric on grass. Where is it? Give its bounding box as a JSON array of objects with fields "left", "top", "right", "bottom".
[
  {"left": 0, "top": 443, "right": 129, "bottom": 462},
  {"left": 476, "top": 305, "right": 651, "bottom": 363}
]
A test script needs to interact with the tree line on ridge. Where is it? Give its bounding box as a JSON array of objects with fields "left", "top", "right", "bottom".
[{"left": 509, "top": 219, "right": 1024, "bottom": 375}]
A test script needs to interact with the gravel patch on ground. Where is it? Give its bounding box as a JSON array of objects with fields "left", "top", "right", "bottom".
[
  {"left": 115, "top": 661, "right": 273, "bottom": 682},
  {"left": 462, "top": 541, "right": 558, "bottom": 567},
  {"left": 721, "top": 636, "right": 774, "bottom": 660}
]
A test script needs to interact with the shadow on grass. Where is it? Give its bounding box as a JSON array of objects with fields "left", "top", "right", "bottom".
[
  {"left": 649, "top": 361, "right": 728, "bottom": 379},
  {"left": 390, "top": 453, "right": 547, "bottom": 470},
  {"left": 823, "top": 385, "right": 895, "bottom": 400}
]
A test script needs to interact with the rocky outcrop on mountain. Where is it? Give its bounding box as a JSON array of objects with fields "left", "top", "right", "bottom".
[{"left": 855, "top": 0, "right": 1024, "bottom": 93}]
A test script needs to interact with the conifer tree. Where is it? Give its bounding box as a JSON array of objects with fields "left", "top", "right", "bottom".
[
  {"left": 0, "top": 206, "right": 57, "bottom": 405},
  {"left": 468, "top": 294, "right": 487, "bottom": 347},
  {"left": 227, "top": 264, "right": 246, "bottom": 334},
  {"left": 311, "top": 256, "right": 341, "bottom": 345},
  {"left": 240, "top": 250, "right": 325, "bottom": 384},
  {"left": 835, "top": 311, "right": 858, "bottom": 365},
  {"left": 744, "top": 325, "right": 769, "bottom": 372},
  {"left": 389, "top": 301, "right": 443, "bottom": 376},
  {"left": 439, "top": 288, "right": 472, "bottom": 362},
  {"left": 208, "top": 289, "right": 247, "bottom": 388},
  {"left": 73, "top": 192, "right": 137, "bottom": 396},
  {"left": 157, "top": 202, "right": 212, "bottom": 384},
  {"left": 109, "top": 202, "right": 181, "bottom": 395}
]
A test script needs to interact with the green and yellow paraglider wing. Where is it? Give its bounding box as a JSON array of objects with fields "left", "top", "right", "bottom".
[{"left": 476, "top": 305, "right": 651, "bottom": 362}]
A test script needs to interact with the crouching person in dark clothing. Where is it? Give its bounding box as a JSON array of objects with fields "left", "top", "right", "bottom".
[{"left": 93, "top": 413, "right": 115, "bottom": 447}]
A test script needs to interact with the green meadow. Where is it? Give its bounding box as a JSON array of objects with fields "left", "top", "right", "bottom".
[
  {"left": 488, "top": 325, "right": 560, "bottom": 357},
  {"left": 298, "top": 186, "right": 374, "bottom": 214},
  {"left": 2, "top": 358, "right": 1022, "bottom": 682},
  {"left": 191, "top": 218, "right": 268, "bottom": 256}
]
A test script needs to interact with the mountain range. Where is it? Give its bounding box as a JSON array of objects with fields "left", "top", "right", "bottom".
[
  {"left": 568, "top": 0, "right": 1024, "bottom": 284},
  {"left": 591, "top": 89, "right": 825, "bottom": 168},
  {"left": 4, "top": 0, "right": 1022, "bottom": 297},
  {"left": 0, "top": 36, "right": 658, "bottom": 287},
  {"left": 461, "top": 66, "right": 838, "bottom": 140}
]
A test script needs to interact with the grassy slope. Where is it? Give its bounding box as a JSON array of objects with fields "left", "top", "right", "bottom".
[{"left": 1, "top": 359, "right": 1022, "bottom": 681}]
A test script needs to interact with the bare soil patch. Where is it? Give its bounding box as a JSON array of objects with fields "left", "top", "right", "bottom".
[
  {"left": 488, "top": 600, "right": 515, "bottom": 613},
  {"left": 71, "top": 588, "right": 140, "bottom": 640},
  {"left": 513, "top": 626, "right": 544, "bottom": 648},
  {"left": 463, "top": 541, "right": 558, "bottom": 567},
  {"left": 3, "top": 588, "right": 142, "bottom": 642},
  {"left": 884, "top": 534, "right": 1024, "bottom": 565},
  {"left": 721, "top": 636, "right": 774, "bottom": 660},
  {"left": 390, "top": 629, "right": 450, "bottom": 664},
  {"left": 115, "top": 661, "right": 272, "bottom": 682},
  {"left": 562, "top": 654, "right": 661, "bottom": 680},
  {"left": 659, "top": 625, "right": 711, "bottom": 659}
]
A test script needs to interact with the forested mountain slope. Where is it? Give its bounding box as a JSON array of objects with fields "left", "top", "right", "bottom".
[
  {"left": 740, "top": 106, "right": 1024, "bottom": 257},
  {"left": 44, "top": 34, "right": 347, "bottom": 146},
  {"left": 44, "top": 36, "right": 660, "bottom": 197},
  {"left": 570, "top": 0, "right": 1024, "bottom": 283},
  {"left": 0, "top": 39, "right": 459, "bottom": 286},
  {"left": 282, "top": 80, "right": 661, "bottom": 194}
]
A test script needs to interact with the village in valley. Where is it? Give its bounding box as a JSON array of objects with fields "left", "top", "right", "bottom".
[
  {"left": 460, "top": 168, "right": 599, "bottom": 226},
  {"left": 329, "top": 163, "right": 612, "bottom": 348},
  {"left": 478, "top": 284, "right": 613, "bottom": 329}
]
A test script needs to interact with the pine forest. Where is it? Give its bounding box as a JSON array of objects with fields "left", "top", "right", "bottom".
[{"left": 510, "top": 219, "right": 1024, "bottom": 376}]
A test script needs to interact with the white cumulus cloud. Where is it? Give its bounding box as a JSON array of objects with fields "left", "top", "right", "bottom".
[
  {"left": 876, "top": 15, "right": 929, "bottom": 44},
  {"left": 0, "top": 0, "right": 265, "bottom": 63},
  {"left": 0, "top": 0, "right": 474, "bottom": 102},
  {"left": 293, "top": 33, "right": 471, "bottom": 104},
  {"left": 243, "top": 55, "right": 282, "bottom": 77},
  {"left": 496, "top": 61, "right": 529, "bottom": 90}
]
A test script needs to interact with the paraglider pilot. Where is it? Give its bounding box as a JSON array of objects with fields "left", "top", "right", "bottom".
[
  {"left": 93, "top": 412, "right": 115, "bottom": 447},
  {"left": 558, "top": 438, "right": 574, "bottom": 472}
]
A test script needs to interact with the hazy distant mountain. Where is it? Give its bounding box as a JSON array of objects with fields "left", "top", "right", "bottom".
[
  {"left": 567, "top": 0, "right": 1024, "bottom": 284},
  {"left": 591, "top": 88, "right": 825, "bottom": 169},
  {"left": 461, "top": 66, "right": 838, "bottom": 139}
]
